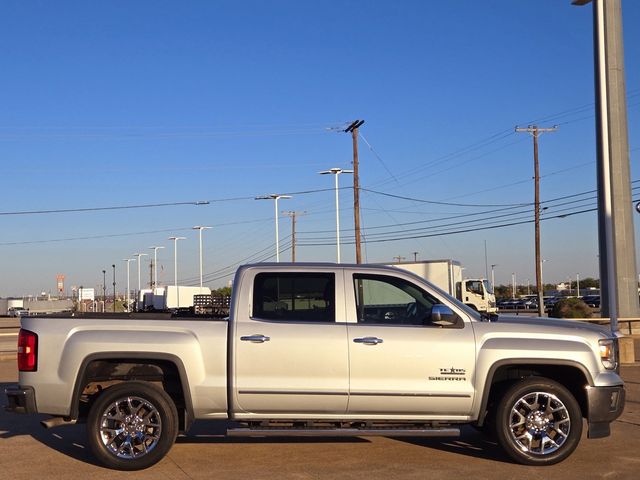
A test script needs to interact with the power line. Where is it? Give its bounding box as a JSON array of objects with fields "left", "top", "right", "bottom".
[
  {"left": 0, "top": 227, "right": 194, "bottom": 246},
  {"left": 0, "top": 187, "right": 344, "bottom": 217},
  {"left": 298, "top": 184, "right": 640, "bottom": 243},
  {"left": 0, "top": 199, "right": 215, "bottom": 216},
  {"left": 297, "top": 199, "right": 639, "bottom": 247},
  {"left": 360, "top": 187, "right": 531, "bottom": 207},
  {"left": 358, "top": 133, "right": 398, "bottom": 183}
]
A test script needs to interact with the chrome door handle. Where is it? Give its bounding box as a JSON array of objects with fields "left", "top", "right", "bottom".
[
  {"left": 240, "top": 334, "right": 271, "bottom": 343},
  {"left": 353, "top": 337, "right": 384, "bottom": 345}
]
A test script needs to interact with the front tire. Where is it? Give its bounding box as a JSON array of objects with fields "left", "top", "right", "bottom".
[
  {"left": 494, "top": 377, "right": 582, "bottom": 465},
  {"left": 87, "top": 381, "right": 178, "bottom": 470}
]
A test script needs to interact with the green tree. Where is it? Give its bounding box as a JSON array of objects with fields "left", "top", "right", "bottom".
[
  {"left": 213, "top": 286, "right": 232, "bottom": 296},
  {"left": 550, "top": 298, "right": 592, "bottom": 319},
  {"left": 579, "top": 277, "right": 599, "bottom": 289}
]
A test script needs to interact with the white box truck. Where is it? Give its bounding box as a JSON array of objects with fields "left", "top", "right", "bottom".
[
  {"left": 164, "top": 286, "right": 211, "bottom": 310},
  {"left": 388, "top": 259, "right": 497, "bottom": 313}
]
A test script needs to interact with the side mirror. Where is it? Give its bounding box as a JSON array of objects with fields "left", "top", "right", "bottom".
[{"left": 431, "top": 304, "right": 461, "bottom": 327}]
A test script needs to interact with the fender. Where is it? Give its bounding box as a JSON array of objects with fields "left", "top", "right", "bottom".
[
  {"left": 476, "top": 358, "right": 594, "bottom": 426},
  {"left": 69, "top": 351, "right": 195, "bottom": 430}
]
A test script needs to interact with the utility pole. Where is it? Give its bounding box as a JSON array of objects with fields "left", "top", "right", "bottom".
[
  {"left": 393, "top": 255, "right": 406, "bottom": 263},
  {"left": 282, "top": 211, "right": 305, "bottom": 262},
  {"left": 412, "top": 251, "right": 419, "bottom": 262},
  {"left": 491, "top": 264, "right": 497, "bottom": 289},
  {"left": 516, "top": 124, "right": 557, "bottom": 317},
  {"left": 345, "top": 120, "right": 365, "bottom": 263}
]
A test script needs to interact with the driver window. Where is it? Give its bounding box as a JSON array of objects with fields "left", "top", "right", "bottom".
[
  {"left": 466, "top": 280, "right": 483, "bottom": 296},
  {"left": 353, "top": 274, "right": 437, "bottom": 326}
]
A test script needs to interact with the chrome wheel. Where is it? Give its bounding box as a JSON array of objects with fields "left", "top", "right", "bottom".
[
  {"left": 508, "top": 391, "right": 570, "bottom": 456},
  {"left": 98, "top": 395, "right": 162, "bottom": 459}
]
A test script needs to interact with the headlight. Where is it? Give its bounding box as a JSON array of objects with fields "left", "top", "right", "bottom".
[{"left": 599, "top": 338, "right": 618, "bottom": 370}]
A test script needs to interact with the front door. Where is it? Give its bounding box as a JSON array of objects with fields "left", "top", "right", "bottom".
[{"left": 347, "top": 273, "right": 476, "bottom": 416}]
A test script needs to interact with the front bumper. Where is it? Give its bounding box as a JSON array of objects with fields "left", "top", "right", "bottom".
[
  {"left": 586, "top": 384, "right": 625, "bottom": 438},
  {"left": 4, "top": 385, "right": 37, "bottom": 414}
]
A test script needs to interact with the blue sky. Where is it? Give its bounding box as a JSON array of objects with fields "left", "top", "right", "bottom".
[{"left": 1, "top": 0, "right": 639, "bottom": 296}]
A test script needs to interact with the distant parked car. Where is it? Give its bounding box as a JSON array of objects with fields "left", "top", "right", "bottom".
[
  {"left": 543, "top": 297, "right": 561, "bottom": 311},
  {"left": 497, "top": 298, "right": 520, "bottom": 309},
  {"left": 8, "top": 307, "right": 29, "bottom": 317},
  {"left": 582, "top": 295, "right": 601, "bottom": 308}
]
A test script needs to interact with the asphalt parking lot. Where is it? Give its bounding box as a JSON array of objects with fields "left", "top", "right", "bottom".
[{"left": 1, "top": 358, "right": 640, "bottom": 480}]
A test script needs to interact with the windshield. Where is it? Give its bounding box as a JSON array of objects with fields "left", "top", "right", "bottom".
[{"left": 483, "top": 279, "right": 494, "bottom": 295}]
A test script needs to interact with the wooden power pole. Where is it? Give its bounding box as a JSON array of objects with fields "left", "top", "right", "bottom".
[
  {"left": 515, "top": 124, "right": 557, "bottom": 317},
  {"left": 345, "top": 120, "right": 365, "bottom": 263},
  {"left": 282, "top": 211, "right": 305, "bottom": 262}
]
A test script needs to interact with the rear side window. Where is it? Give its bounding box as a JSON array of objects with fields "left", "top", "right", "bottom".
[{"left": 252, "top": 273, "right": 335, "bottom": 322}]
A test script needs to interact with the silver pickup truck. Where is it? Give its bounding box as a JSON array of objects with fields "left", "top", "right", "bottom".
[{"left": 5, "top": 263, "right": 625, "bottom": 470}]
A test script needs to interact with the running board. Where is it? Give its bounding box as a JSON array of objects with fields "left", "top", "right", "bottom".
[{"left": 227, "top": 427, "right": 460, "bottom": 438}]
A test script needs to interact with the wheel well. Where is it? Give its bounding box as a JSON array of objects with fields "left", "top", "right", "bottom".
[
  {"left": 479, "top": 364, "right": 589, "bottom": 425},
  {"left": 78, "top": 359, "right": 189, "bottom": 431}
]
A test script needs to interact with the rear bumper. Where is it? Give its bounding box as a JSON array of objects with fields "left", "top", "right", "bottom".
[
  {"left": 585, "top": 385, "right": 625, "bottom": 438},
  {"left": 4, "top": 385, "right": 37, "bottom": 414}
]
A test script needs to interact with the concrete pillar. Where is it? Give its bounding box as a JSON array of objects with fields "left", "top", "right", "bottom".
[{"left": 593, "top": 0, "right": 639, "bottom": 323}]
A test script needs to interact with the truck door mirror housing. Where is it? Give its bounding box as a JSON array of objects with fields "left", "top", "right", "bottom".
[{"left": 431, "top": 304, "right": 462, "bottom": 328}]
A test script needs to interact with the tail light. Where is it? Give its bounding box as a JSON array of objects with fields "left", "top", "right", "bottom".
[{"left": 17, "top": 329, "right": 38, "bottom": 371}]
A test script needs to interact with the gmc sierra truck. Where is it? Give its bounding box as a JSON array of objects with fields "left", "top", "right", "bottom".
[{"left": 5, "top": 263, "right": 625, "bottom": 470}]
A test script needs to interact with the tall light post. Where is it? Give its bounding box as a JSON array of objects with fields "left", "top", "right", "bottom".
[
  {"left": 133, "top": 253, "right": 148, "bottom": 311},
  {"left": 572, "top": 0, "right": 639, "bottom": 332},
  {"left": 168, "top": 236, "right": 186, "bottom": 309},
  {"left": 112, "top": 264, "right": 116, "bottom": 313},
  {"left": 193, "top": 226, "right": 212, "bottom": 288},
  {"left": 577, "top": 273, "right": 581, "bottom": 297},
  {"left": 122, "top": 258, "right": 135, "bottom": 313},
  {"left": 255, "top": 194, "right": 291, "bottom": 262},
  {"left": 149, "top": 246, "right": 165, "bottom": 288},
  {"left": 102, "top": 269, "right": 106, "bottom": 313},
  {"left": 319, "top": 167, "right": 353, "bottom": 263}
]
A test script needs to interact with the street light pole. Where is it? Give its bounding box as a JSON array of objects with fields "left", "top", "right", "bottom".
[
  {"left": 100, "top": 270, "right": 105, "bottom": 311},
  {"left": 112, "top": 264, "right": 116, "bottom": 313},
  {"left": 149, "top": 246, "right": 165, "bottom": 288},
  {"left": 319, "top": 168, "right": 353, "bottom": 263},
  {"left": 255, "top": 194, "right": 291, "bottom": 262},
  {"left": 133, "top": 253, "right": 148, "bottom": 311},
  {"left": 122, "top": 258, "right": 135, "bottom": 313},
  {"left": 192, "top": 226, "right": 212, "bottom": 288},
  {"left": 168, "top": 236, "right": 186, "bottom": 309}
]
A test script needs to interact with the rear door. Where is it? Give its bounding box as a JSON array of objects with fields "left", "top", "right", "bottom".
[
  {"left": 346, "top": 272, "right": 476, "bottom": 417},
  {"left": 233, "top": 269, "right": 349, "bottom": 416}
]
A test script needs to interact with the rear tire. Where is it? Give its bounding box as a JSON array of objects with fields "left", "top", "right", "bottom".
[
  {"left": 87, "top": 381, "right": 178, "bottom": 470},
  {"left": 494, "top": 377, "right": 582, "bottom": 465}
]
